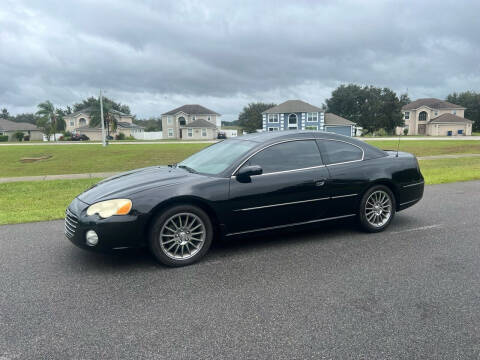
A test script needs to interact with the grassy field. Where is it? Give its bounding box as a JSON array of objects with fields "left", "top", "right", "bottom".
[
  {"left": 364, "top": 140, "right": 480, "bottom": 156},
  {"left": 1, "top": 140, "right": 480, "bottom": 178},
  {"left": 419, "top": 157, "right": 480, "bottom": 184},
  {"left": 0, "top": 178, "right": 100, "bottom": 225},
  {"left": 1, "top": 157, "right": 479, "bottom": 225},
  {"left": 0, "top": 143, "right": 209, "bottom": 177}
]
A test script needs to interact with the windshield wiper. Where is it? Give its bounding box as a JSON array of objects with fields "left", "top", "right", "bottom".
[{"left": 177, "top": 165, "right": 198, "bottom": 174}]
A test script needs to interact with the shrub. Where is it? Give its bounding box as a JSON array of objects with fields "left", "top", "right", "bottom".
[
  {"left": 126, "top": 135, "right": 135, "bottom": 140},
  {"left": 14, "top": 131, "right": 25, "bottom": 142},
  {"left": 374, "top": 128, "right": 388, "bottom": 137},
  {"left": 403, "top": 128, "right": 409, "bottom": 136},
  {"left": 63, "top": 131, "right": 72, "bottom": 138},
  {"left": 115, "top": 132, "right": 126, "bottom": 140},
  {"left": 0, "top": 135, "right": 8, "bottom": 142}
]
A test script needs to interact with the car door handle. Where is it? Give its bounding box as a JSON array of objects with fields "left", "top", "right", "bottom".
[{"left": 315, "top": 179, "right": 326, "bottom": 187}]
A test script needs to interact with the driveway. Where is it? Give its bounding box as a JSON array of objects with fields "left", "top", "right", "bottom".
[{"left": 0, "top": 181, "right": 479, "bottom": 359}]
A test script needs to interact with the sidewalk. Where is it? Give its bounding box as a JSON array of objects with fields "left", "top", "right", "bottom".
[{"left": 2, "top": 153, "right": 480, "bottom": 184}]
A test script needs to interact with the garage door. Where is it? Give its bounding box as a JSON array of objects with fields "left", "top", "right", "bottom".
[{"left": 324, "top": 126, "right": 352, "bottom": 137}]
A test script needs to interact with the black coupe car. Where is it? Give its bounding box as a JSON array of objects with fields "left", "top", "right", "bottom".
[{"left": 65, "top": 131, "right": 424, "bottom": 266}]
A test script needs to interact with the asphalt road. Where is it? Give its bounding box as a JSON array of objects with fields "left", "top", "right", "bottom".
[{"left": 1, "top": 181, "right": 479, "bottom": 359}]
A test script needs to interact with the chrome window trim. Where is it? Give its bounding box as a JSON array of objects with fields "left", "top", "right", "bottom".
[
  {"left": 231, "top": 138, "right": 320, "bottom": 176},
  {"left": 226, "top": 214, "right": 357, "bottom": 236},
  {"left": 318, "top": 139, "right": 365, "bottom": 166},
  {"left": 403, "top": 181, "right": 425, "bottom": 188},
  {"left": 234, "top": 196, "right": 330, "bottom": 212}
]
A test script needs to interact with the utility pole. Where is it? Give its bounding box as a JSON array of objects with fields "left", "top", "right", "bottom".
[{"left": 100, "top": 89, "right": 106, "bottom": 147}]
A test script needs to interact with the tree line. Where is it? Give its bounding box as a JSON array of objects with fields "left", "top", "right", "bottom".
[{"left": 236, "top": 85, "right": 480, "bottom": 133}]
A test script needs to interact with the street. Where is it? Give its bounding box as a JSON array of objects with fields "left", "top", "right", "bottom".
[{"left": 1, "top": 181, "right": 479, "bottom": 359}]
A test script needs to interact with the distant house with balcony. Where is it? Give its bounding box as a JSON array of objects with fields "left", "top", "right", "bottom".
[
  {"left": 402, "top": 98, "right": 473, "bottom": 136},
  {"left": 262, "top": 100, "right": 356, "bottom": 136},
  {"left": 161, "top": 105, "right": 221, "bottom": 140},
  {"left": 63, "top": 108, "right": 143, "bottom": 140}
]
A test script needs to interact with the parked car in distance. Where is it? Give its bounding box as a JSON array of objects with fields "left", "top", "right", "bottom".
[
  {"left": 217, "top": 131, "right": 227, "bottom": 139},
  {"left": 65, "top": 131, "right": 424, "bottom": 267},
  {"left": 71, "top": 134, "right": 90, "bottom": 141}
]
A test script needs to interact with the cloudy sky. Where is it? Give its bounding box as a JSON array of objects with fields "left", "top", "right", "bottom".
[{"left": 1, "top": 0, "right": 479, "bottom": 121}]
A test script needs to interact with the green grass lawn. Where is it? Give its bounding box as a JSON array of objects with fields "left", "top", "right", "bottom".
[
  {"left": 364, "top": 140, "right": 480, "bottom": 157},
  {"left": 419, "top": 157, "right": 480, "bottom": 184},
  {"left": 1, "top": 140, "right": 480, "bottom": 178},
  {"left": 0, "top": 178, "right": 100, "bottom": 225},
  {"left": 0, "top": 143, "right": 209, "bottom": 178},
  {"left": 1, "top": 157, "right": 479, "bottom": 225}
]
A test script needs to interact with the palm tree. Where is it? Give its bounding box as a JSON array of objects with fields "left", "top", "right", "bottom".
[{"left": 37, "top": 100, "right": 65, "bottom": 141}]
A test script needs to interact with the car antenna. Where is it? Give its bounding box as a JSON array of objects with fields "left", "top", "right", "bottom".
[{"left": 396, "top": 133, "right": 401, "bottom": 157}]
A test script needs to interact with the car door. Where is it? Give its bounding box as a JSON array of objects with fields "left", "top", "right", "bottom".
[
  {"left": 317, "top": 139, "right": 370, "bottom": 217},
  {"left": 226, "top": 139, "right": 331, "bottom": 234}
]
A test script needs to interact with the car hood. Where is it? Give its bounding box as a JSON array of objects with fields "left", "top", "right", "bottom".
[{"left": 77, "top": 166, "right": 193, "bottom": 204}]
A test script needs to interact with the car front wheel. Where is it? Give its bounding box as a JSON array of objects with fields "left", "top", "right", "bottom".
[
  {"left": 359, "top": 185, "right": 395, "bottom": 232},
  {"left": 149, "top": 204, "right": 213, "bottom": 267}
]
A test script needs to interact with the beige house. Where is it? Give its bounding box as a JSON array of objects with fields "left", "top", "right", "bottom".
[
  {"left": 161, "top": 105, "right": 220, "bottom": 140},
  {"left": 401, "top": 98, "right": 473, "bottom": 136},
  {"left": 63, "top": 108, "right": 144, "bottom": 140},
  {"left": 0, "top": 118, "right": 43, "bottom": 141}
]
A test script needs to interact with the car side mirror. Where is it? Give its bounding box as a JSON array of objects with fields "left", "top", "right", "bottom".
[{"left": 236, "top": 165, "right": 263, "bottom": 182}]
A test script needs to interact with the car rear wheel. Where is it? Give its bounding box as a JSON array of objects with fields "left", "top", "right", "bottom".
[
  {"left": 149, "top": 204, "right": 213, "bottom": 267},
  {"left": 359, "top": 185, "right": 395, "bottom": 232}
]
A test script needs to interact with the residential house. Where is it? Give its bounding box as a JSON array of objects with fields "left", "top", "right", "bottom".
[
  {"left": 161, "top": 105, "right": 221, "bottom": 140},
  {"left": 0, "top": 118, "right": 43, "bottom": 141},
  {"left": 63, "top": 108, "right": 144, "bottom": 140},
  {"left": 402, "top": 98, "right": 473, "bottom": 136},
  {"left": 262, "top": 100, "right": 356, "bottom": 136}
]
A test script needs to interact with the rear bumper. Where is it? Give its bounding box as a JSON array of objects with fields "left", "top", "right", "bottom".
[
  {"left": 397, "top": 180, "right": 424, "bottom": 211},
  {"left": 65, "top": 198, "right": 147, "bottom": 252}
]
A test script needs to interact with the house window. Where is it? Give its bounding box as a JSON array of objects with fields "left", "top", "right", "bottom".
[
  {"left": 458, "top": 129, "right": 463, "bottom": 134},
  {"left": 404, "top": 112, "right": 410, "bottom": 120},
  {"left": 178, "top": 116, "right": 186, "bottom": 126},
  {"left": 305, "top": 126, "right": 318, "bottom": 130},
  {"left": 78, "top": 118, "right": 87, "bottom": 126},
  {"left": 434, "top": 111, "right": 438, "bottom": 116},
  {"left": 168, "top": 128, "right": 174, "bottom": 137},
  {"left": 452, "top": 110, "right": 456, "bottom": 115},
  {"left": 192, "top": 116, "right": 196, "bottom": 121},
  {"left": 201, "top": 128, "right": 207, "bottom": 137},
  {"left": 268, "top": 127, "right": 279, "bottom": 132},
  {"left": 70, "top": 120, "right": 74, "bottom": 126},
  {"left": 187, "top": 128, "right": 193, "bottom": 137},
  {"left": 268, "top": 114, "right": 279, "bottom": 123},
  {"left": 208, "top": 116, "right": 211, "bottom": 121},
  {"left": 307, "top": 112, "right": 318, "bottom": 122},
  {"left": 167, "top": 116, "right": 173, "bottom": 125},
  {"left": 419, "top": 111, "right": 427, "bottom": 121}
]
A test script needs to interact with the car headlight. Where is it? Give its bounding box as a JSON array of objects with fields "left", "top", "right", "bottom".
[{"left": 86, "top": 199, "right": 132, "bottom": 218}]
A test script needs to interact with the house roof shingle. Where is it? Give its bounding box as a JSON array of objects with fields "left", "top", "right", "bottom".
[
  {"left": 182, "top": 119, "right": 217, "bottom": 128},
  {"left": 163, "top": 105, "right": 220, "bottom": 116},
  {"left": 402, "top": 98, "right": 465, "bottom": 111},
  {"left": 324, "top": 113, "right": 356, "bottom": 126},
  {"left": 262, "top": 100, "right": 323, "bottom": 114},
  {"left": 0, "top": 118, "right": 40, "bottom": 131},
  {"left": 429, "top": 113, "right": 473, "bottom": 124}
]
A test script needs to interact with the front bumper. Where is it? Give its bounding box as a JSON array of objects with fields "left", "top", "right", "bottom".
[{"left": 65, "top": 198, "right": 146, "bottom": 252}]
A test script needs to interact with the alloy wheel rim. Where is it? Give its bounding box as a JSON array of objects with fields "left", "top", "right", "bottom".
[
  {"left": 159, "top": 212, "right": 206, "bottom": 260},
  {"left": 365, "top": 190, "right": 392, "bottom": 228}
]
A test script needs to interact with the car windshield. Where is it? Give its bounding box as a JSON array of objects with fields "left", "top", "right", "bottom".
[{"left": 178, "top": 139, "right": 257, "bottom": 175}]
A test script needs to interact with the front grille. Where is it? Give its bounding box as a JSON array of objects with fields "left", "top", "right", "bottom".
[{"left": 65, "top": 208, "right": 78, "bottom": 238}]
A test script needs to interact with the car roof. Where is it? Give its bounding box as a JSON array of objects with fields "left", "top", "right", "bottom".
[{"left": 235, "top": 130, "right": 355, "bottom": 143}]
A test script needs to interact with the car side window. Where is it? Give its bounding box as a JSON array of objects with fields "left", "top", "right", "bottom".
[
  {"left": 319, "top": 140, "right": 363, "bottom": 164},
  {"left": 243, "top": 140, "right": 322, "bottom": 174}
]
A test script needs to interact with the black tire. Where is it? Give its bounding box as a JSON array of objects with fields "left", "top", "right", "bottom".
[
  {"left": 149, "top": 204, "right": 213, "bottom": 267},
  {"left": 358, "top": 185, "right": 396, "bottom": 233}
]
